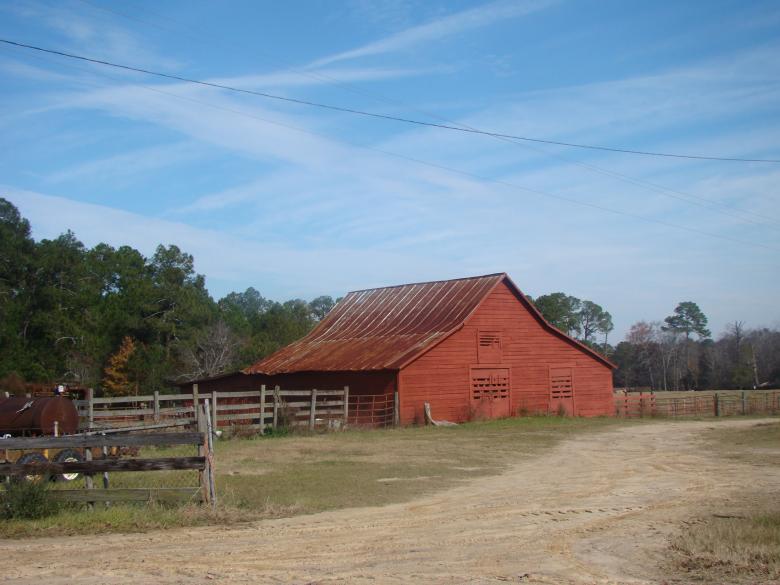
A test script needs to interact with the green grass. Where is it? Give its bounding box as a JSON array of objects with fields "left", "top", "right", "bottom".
[{"left": 1, "top": 415, "right": 624, "bottom": 538}]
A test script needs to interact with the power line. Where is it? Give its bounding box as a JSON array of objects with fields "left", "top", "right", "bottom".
[
  {"left": 3, "top": 37, "right": 780, "bottom": 165},
  {"left": 3, "top": 41, "right": 776, "bottom": 254},
  {"left": 68, "top": 0, "right": 780, "bottom": 231}
]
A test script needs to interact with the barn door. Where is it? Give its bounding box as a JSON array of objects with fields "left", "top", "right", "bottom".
[
  {"left": 470, "top": 367, "right": 511, "bottom": 419},
  {"left": 549, "top": 367, "right": 575, "bottom": 415}
]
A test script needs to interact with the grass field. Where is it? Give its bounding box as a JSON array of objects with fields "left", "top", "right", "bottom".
[{"left": 0, "top": 415, "right": 622, "bottom": 538}]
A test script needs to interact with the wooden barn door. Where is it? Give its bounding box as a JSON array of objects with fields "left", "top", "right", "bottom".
[
  {"left": 549, "top": 367, "right": 575, "bottom": 415},
  {"left": 470, "top": 367, "right": 511, "bottom": 419}
]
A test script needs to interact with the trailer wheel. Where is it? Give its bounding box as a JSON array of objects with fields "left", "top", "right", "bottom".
[
  {"left": 53, "top": 449, "right": 83, "bottom": 482},
  {"left": 14, "top": 452, "right": 51, "bottom": 482}
]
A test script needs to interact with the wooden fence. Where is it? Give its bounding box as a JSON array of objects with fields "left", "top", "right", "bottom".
[
  {"left": 616, "top": 390, "right": 780, "bottom": 418},
  {"left": 75, "top": 386, "right": 360, "bottom": 433},
  {"left": 0, "top": 424, "right": 215, "bottom": 505}
]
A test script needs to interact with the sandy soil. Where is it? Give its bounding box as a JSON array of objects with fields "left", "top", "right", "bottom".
[{"left": 3, "top": 418, "right": 777, "bottom": 585}]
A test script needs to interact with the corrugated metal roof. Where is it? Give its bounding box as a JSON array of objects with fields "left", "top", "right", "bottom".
[{"left": 245, "top": 273, "right": 505, "bottom": 374}]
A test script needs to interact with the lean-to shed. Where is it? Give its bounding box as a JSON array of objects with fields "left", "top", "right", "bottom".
[{"left": 192, "top": 273, "right": 615, "bottom": 424}]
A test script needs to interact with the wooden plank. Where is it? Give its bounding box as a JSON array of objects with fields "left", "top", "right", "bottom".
[
  {"left": 259, "top": 384, "right": 266, "bottom": 435},
  {"left": 217, "top": 412, "right": 273, "bottom": 422},
  {"left": 215, "top": 403, "right": 262, "bottom": 412},
  {"left": 92, "top": 408, "right": 154, "bottom": 417},
  {"left": 0, "top": 431, "right": 204, "bottom": 450},
  {"left": 92, "top": 395, "right": 155, "bottom": 404},
  {"left": 50, "top": 487, "right": 202, "bottom": 503},
  {"left": 153, "top": 390, "right": 160, "bottom": 423},
  {"left": 1, "top": 456, "right": 206, "bottom": 475},
  {"left": 211, "top": 390, "right": 263, "bottom": 399}
]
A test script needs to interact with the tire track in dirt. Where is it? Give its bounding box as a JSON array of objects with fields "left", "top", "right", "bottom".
[{"left": 2, "top": 418, "right": 777, "bottom": 585}]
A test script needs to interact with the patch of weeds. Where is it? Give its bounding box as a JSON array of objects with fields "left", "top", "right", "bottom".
[{"left": 1, "top": 480, "right": 62, "bottom": 520}]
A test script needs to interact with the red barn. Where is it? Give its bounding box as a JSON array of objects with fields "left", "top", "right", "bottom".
[{"left": 194, "top": 273, "right": 615, "bottom": 424}]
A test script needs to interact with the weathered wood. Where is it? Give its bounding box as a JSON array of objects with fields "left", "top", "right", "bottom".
[
  {"left": 213, "top": 403, "right": 262, "bottom": 412},
  {"left": 394, "top": 391, "right": 400, "bottom": 427},
  {"left": 309, "top": 389, "right": 317, "bottom": 430},
  {"left": 273, "top": 385, "right": 280, "bottom": 429},
  {"left": 92, "top": 395, "right": 155, "bottom": 404},
  {"left": 1, "top": 456, "right": 206, "bottom": 476},
  {"left": 92, "top": 408, "right": 155, "bottom": 417},
  {"left": 153, "top": 390, "right": 160, "bottom": 423},
  {"left": 259, "top": 384, "right": 266, "bottom": 435},
  {"left": 192, "top": 384, "right": 200, "bottom": 424},
  {"left": 343, "top": 385, "right": 350, "bottom": 424},
  {"left": 49, "top": 487, "right": 202, "bottom": 503},
  {"left": 84, "top": 448, "right": 94, "bottom": 494},
  {"left": 87, "top": 387, "right": 94, "bottom": 430},
  {"left": 217, "top": 412, "right": 273, "bottom": 422},
  {"left": 203, "top": 401, "right": 216, "bottom": 508},
  {"left": 211, "top": 391, "right": 218, "bottom": 432},
  {"left": 0, "top": 431, "right": 205, "bottom": 450}
]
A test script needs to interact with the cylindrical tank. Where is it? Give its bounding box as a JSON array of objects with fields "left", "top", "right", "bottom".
[{"left": 0, "top": 396, "right": 79, "bottom": 436}]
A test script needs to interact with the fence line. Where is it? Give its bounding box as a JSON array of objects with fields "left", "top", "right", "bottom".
[
  {"left": 74, "top": 385, "right": 380, "bottom": 432},
  {"left": 0, "top": 420, "right": 214, "bottom": 505},
  {"left": 616, "top": 390, "right": 780, "bottom": 418}
]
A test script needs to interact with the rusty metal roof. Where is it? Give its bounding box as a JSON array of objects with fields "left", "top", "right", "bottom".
[
  {"left": 245, "top": 272, "right": 615, "bottom": 374},
  {"left": 245, "top": 273, "right": 505, "bottom": 374}
]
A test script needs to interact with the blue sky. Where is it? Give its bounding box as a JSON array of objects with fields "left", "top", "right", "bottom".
[{"left": 1, "top": 0, "right": 779, "bottom": 341}]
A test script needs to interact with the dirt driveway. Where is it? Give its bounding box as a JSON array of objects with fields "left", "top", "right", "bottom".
[{"left": 3, "top": 418, "right": 777, "bottom": 585}]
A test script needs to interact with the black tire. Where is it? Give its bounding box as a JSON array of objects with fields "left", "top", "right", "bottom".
[
  {"left": 14, "top": 452, "right": 50, "bottom": 483},
  {"left": 53, "top": 449, "right": 83, "bottom": 482}
]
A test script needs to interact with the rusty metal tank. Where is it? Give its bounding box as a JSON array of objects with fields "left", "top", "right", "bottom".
[{"left": 0, "top": 396, "right": 79, "bottom": 436}]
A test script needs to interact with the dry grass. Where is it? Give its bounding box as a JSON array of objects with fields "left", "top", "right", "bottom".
[
  {"left": 670, "top": 420, "right": 780, "bottom": 582},
  {"left": 215, "top": 415, "right": 623, "bottom": 513},
  {"left": 672, "top": 511, "right": 780, "bottom": 582},
  {"left": 1, "top": 415, "right": 624, "bottom": 538}
]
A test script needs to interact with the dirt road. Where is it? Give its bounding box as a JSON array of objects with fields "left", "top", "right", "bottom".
[{"left": 3, "top": 418, "right": 777, "bottom": 584}]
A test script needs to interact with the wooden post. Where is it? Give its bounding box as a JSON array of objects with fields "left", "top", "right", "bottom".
[
  {"left": 309, "top": 388, "right": 317, "bottom": 431},
  {"left": 87, "top": 387, "right": 94, "bottom": 431},
  {"left": 273, "top": 385, "right": 279, "bottom": 429},
  {"left": 153, "top": 390, "right": 160, "bottom": 423},
  {"left": 192, "top": 384, "right": 200, "bottom": 425},
  {"left": 84, "top": 447, "right": 94, "bottom": 507},
  {"left": 714, "top": 392, "right": 720, "bottom": 417},
  {"left": 203, "top": 400, "right": 217, "bottom": 509},
  {"left": 257, "top": 385, "right": 266, "bottom": 435},
  {"left": 211, "top": 391, "right": 218, "bottom": 433},
  {"left": 393, "top": 391, "right": 400, "bottom": 427},
  {"left": 3, "top": 391, "right": 8, "bottom": 399},
  {"left": 197, "top": 412, "right": 208, "bottom": 504},
  {"left": 742, "top": 391, "right": 747, "bottom": 415},
  {"left": 343, "top": 386, "right": 350, "bottom": 426}
]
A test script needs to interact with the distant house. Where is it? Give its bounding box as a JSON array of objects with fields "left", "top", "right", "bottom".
[{"left": 188, "top": 273, "right": 615, "bottom": 424}]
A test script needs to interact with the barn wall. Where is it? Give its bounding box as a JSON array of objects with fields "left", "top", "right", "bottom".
[
  {"left": 186, "top": 371, "right": 395, "bottom": 396},
  {"left": 399, "top": 280, "right": 614, "bottom": 424}
]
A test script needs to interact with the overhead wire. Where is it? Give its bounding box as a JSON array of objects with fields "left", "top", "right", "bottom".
[
  {"left": 79, "top": 0, "right": 780, "bottom": 229},
  {"left": 2, "top": 41, "right": 777, "bottom": 254},
  {"left": 2, "top": 37, "right": 780, "bottom": 165}
]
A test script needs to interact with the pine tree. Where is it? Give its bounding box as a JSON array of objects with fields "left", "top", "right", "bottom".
[{"left": 102, "top": 336, "right": 137, "bottom": 396}]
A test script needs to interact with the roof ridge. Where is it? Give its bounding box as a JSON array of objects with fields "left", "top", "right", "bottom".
[{"left": 347, "top": 272, "right": 505, "bottom": 294}]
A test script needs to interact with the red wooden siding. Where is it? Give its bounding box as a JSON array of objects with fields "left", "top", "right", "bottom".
[{"left": 399, "top": 280, "right": 613, "bottom": 424}]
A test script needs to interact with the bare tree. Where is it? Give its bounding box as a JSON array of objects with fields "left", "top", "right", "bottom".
[{"left": 177, "top": 321, "right": 239, "bottom": 381}]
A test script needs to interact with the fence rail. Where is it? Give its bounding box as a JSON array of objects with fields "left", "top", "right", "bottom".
[
  {"left": 0, "top": 419, "right": 215, "bottom": 505},
  {"left": 73, "top": 385, "right": 385, "bottom": 432},
  {"left": 616, "top": 390, "right": 780, "bottom": 418}
]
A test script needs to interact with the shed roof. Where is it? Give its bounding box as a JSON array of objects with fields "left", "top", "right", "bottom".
[{"left": 246, "top": 273, "right": 614, "bottom": 374}]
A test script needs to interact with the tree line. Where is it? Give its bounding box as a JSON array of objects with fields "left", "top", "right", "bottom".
[
  {"left": 529, "top": 293, "right": 779, "bottom": 391},
  {"left": 0, "top": 199, "right": 335, "bottom": 394},
  {"left": 2, "top": 197, "right": 778, "bottom": 394}
]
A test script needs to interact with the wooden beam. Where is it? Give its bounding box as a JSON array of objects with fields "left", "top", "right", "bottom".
[
  {"left": 0, "top": 431, "right": 204, "bottom": 450},
  {"left": 0, "top": 456, "right": 206, "bottom": 476}
]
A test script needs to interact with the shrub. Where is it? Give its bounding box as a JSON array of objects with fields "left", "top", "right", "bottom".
[{"left": 1, "top": 480, "right": 62, "bottom": 520}]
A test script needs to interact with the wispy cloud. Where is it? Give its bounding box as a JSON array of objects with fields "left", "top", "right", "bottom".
[
  {"left": 44, "top": 142, "right": 203, "bottom": 185},
  {"left": 309, "top": 0, "right": 556, "bottom": 67}
]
